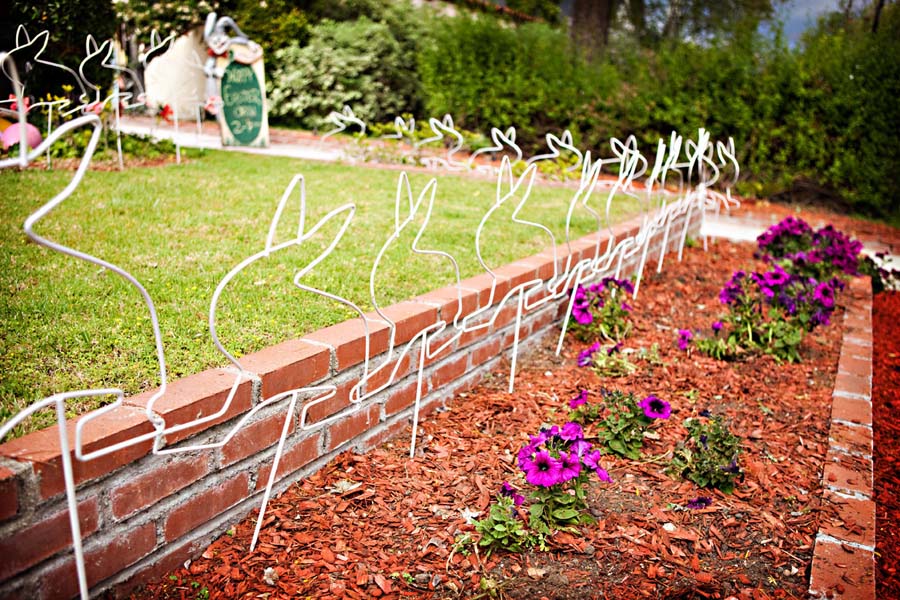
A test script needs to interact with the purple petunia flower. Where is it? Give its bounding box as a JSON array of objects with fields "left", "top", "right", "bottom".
[
  {"left": 569, "top": 389, "right": 589, "bottom": 408},
  {"left": 720, "top": 459, "right": 741, "bottom": 474},
  {"left": 621, "top": 301, "right": 632, "bottom": 312},
  {"left": 813, "top": 280, "right": 837, "bottom": 309},
  {"left": 595, "top": 466, "right": 613, "bottom": 483},
  {"left": 569, "top": 439, "right": 593, "bottom": 457},
  {"left": 686, "top": 496, "right": 713, "bottom": 509},
  {"left": 577, "top": 342, "right": 601, "bottom": 367},
  {"left": 639, "top": 395, "right": 671, "bottom": 419},
  {"left": 719, "top": 270, "right": 747, "bottom": 305},
  {"left": 557, "top": 451, "right": 582, "bottom": 483},
  {"left": 583, "top": 449, "right": 603, "bottom": 472},
  {"left": 712, "top": 321, "right": 723, "bottom": 334},
  {"left": 517, "top": 444, "right": 536, "bottom": 470},
  {"left": 560, "top": 421, "right": 584, "bottom": 441},
  {"left": 524, "top": 450, "right": 563, "bottom": 487},
  {"left": 677, "top": 329, "right": 693, "bottom": 351},
  {"left": 500, "top": 482, "right": 525, "bottom": 506}
]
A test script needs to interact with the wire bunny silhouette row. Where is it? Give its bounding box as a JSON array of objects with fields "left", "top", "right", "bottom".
[
  {"left": 1, "top": 50, "right": 739, "bottom": 599},
  {"left": 1, "top": 25, "right": 179, "bottom": 168},
  {"left": 321, "top": 105, "right": 589, "bottom": 177}
]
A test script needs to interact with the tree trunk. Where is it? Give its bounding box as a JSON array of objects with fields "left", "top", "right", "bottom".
[
  {"left": 571, "top": 0, "right": 619, "bottom": 60},
  {"left": 872, "top": 0, "right": 886, "bottom": 32}
]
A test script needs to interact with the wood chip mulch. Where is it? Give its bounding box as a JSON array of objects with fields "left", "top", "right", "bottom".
[
  {"left": 873, "top": 291, "right": 900, "bottom": 598},
  {"left": 133, "top": 241, "right": 845, "bottom": 600}
]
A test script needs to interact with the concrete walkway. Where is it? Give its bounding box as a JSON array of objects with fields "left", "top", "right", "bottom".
[{"left": 117, "top": 118, "right": 343, "bottom": 162}]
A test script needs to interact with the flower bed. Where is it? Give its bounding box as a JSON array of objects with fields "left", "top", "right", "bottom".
[{"left": 133, "top": 239, "right": 850, "bottom": 600}]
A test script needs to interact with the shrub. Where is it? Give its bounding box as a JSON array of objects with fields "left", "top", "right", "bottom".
[
  {"left": 268, "top": 16, "right": 419, "bottom": 128},
  {"left": 417, "top": 15, "right": 614, "bottom": 149}
]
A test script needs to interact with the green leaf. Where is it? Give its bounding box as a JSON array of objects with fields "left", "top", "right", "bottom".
[{"left": 551, "top": 508, "right": 579, "bottom": 521}]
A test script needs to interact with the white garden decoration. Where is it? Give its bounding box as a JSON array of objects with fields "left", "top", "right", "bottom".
[{"left": 0, "top": 28, "right": 741, "bottom": 600}]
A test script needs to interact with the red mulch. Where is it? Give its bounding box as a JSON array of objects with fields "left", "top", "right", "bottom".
[
  {"left": 133, "top": 241, "right": 846, "bottom": 600},
  {"left": 873, "top": 291, "right": 900, "bottom": 597}
]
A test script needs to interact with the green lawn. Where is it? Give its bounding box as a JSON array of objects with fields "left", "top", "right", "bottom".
[{"left": 0, "top": 149, "right": 643, "bottom": 435}]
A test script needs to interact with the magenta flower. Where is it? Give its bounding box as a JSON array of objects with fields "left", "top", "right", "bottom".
[
  {"left": 557, "top": 451, "right": 582, "bottom": 483},
  {"left": 582, "top": 449, "right": 602, "bottom": 471},
  {"left": 569, "top": 389, "right": 589, "bottom": 408},
  {"left": 569, "top": 439, "right": 593, "bottom": 457},
  {"left": 677, "top": 329, "right": 693, "bottom": 350},
  {"left": 500, "top": 482, "right": 525, "bottom": 506},
  {"left": 524, "top": 450, "right": 562, "bottom": 487},
  {"left": 686, "top": 496, "right": 712, "bottom": 509},
  {"left": 595, "top": 466, "right": 613, "bottom": 483},
  {"left": 577, "top": 342, "right": 600, "bottom": 367},
  {"left": 712, "top": 320, "right": 723, "bottom": 333},
  {"left": 560, "top": 421, "right": 584, "bottom": 441},
  {"left": 639, "top": 395, "right": 671, "bottom": 419}
]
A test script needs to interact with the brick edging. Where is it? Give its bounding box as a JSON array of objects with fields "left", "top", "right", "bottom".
[{"left": 808, "top": 277, "right": 876, "bottom": 599}]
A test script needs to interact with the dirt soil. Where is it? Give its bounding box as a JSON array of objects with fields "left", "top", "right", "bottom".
[{"left": 130, "top": 239, "right": 861, "bottom": 600}]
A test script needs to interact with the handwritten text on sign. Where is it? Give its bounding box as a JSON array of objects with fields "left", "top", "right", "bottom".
[{"left": 221, "top": 61, "right": 263, "bottom": 145}]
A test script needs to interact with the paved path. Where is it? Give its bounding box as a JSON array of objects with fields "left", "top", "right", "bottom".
[{"left": 118, "top": 118, "right": 343, "bottom": 162}]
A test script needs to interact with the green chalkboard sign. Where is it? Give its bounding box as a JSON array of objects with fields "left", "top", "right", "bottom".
[{"left": 220, "top": 60, "right": 264, "bottom": 145}]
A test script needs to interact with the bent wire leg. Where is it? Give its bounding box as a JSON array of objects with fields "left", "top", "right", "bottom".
[
  {"left": 250, "top": 390, "right": 298, "bottom": 551},
  {"left": 409, "top": 330, "right": 428, "bottom": 458},
  {"left": 508, "top": 287, "right": 525, "bottom": 393}
]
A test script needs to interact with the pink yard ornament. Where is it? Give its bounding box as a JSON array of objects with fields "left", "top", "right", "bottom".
[{"left": 1, "top": 121, "right": 42, "bottom": 151}]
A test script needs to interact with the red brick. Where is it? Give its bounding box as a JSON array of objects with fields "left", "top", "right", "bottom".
[
  {"left": 842, "top": 343, "right": 873, "bottom": 363},
  {"left": 837, "top": 353, "right": 871, "bottom": 379},
  {"left": 471, "top": 338, "right": 502, "bottom": 368},
  {"left": 255, "top": 433, "right": 321, "bottom": 490},
  {"left": 831, "top": 395, "right": 872, "bottom": 427},
  {"left": 568, "top": 238, "right": 601, "bottom": 264},
  {"left": 40, "top": 522, "right": 157, "bottom": 600},
  {"left": 304, "top": 379, "right": 354, "bottom": 425},
  {"left": 356, "top": 419, "right": 409, "bottom": 453},
  {"left": 829, "top": 422, "right": 872, "bottom": 457},
  {"left": 823, "top": 452, "right": 872, "bottom": 496},
  {"left": 524, "top": 250, "right": 565, "bottom": 282},
  {"left": 304, "top": 318, "right": 390, "bottom": 371},
  {"left": 0, "top": 404, "right": 155, "bottom": 499},
  {"left": 111, "top": 537, "right": 205, "bottom": 598},
  {"left": 458, "top": 322, "right": 491, "bottom": 347},
  {"left": 819, "top": 491, "right": 875, "bottom": 548},
  {"left": 833, "top": 372, "right": 870, "bottom": 400},
  {"left": 220, "top": 408, "right": 298, "bottom": 467},
  {"left": 384, "top": 380, "right": 419, "bottom": 417},
  {"left": 429, "top": 355, "right": 469, "bottom": 391},
  {"left": 494, "top": 263, "right": 541, "bottom": 291},
  {"left": 111, "top": 452, "right": 211, "bottom": 519},
  {"left": 326, "top": 405, "right": 380, "bottom": 451},
  {"left": 809, "top": 539, "right": 874, "bottom": 600},
  {"left": 415, "top": 285, "right": 479, "bottom": 323},
  {"left": 363, "top": 354, "right": 412, "bottom": 394},
  {"left": 527, "top": 306, "right": 558, "bottom": 335},
  {"left": 490, "top": 303, "right": 520, "bottom": 331},
  {"left": 463, "top": 272, "right": 512, "bottom": 310},
  {"left": 163, "top": 473, "right": 249, "bottom": 541},
  {"left": 370, "top": 302, "right": 440, "bottom": 348},
  {"left": 125, "top": 368, "right": 254, "bottom": 448},
  {"left": 0, "top": 496, "right": 99, "bottom": 581},
  {"left": 0, "top": 467, "right": 19, "bottom": 522},
  {"left": 240, "top": 339, "right": 331, "bottom": 400}
]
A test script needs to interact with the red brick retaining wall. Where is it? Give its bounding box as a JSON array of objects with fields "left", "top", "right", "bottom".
[{"left": 0, "top": 211, "right": 702, "bottom": 598}]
